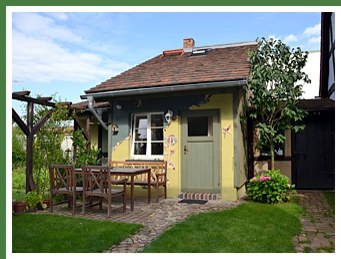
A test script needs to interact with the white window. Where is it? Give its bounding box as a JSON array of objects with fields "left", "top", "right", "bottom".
[{"left": 131, "top": 112, "right": 164, "bottom": 159}]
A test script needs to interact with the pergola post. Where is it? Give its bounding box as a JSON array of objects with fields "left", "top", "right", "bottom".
[
  {"left": 25, "top": 101, "right": 35, "bottom": 192},
  {"left": 12, "top": 91, "right": 58, "bottom": 193}
]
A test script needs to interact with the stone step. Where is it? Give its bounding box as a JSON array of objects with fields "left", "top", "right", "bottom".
[{"left": 178, "top": 192, "right": 222, "bottom": 201}]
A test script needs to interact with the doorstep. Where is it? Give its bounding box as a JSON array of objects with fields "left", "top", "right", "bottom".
[{"left": 178, "top": 192, "right": 221, "bottom": 201}]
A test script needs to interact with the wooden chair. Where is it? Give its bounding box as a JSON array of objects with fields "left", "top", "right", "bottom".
[
  {"left": 82, "top": 165, "right": 127, "bottom": 218},
  {"left": 110, "top": 160, "right": 167, "bottom": 202},
  {"left": 49, "top": 164, "right": 83, "bottom": 215}
]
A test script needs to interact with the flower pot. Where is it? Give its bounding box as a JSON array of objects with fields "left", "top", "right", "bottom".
[
  {"left": 43, "top": 200, "right": 50, "bottom": 209},
  {"left": 13, "top": 202, "right": 26, "bottom": 215}
]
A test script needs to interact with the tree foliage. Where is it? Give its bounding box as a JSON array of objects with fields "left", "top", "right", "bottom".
[
  {"left": 72, "top": 129, "right": 101, "bottom": 168},
  {"left": 33, "top": 102, "right": 72, "bottom": 197},
  {"left": 246, "top": 37, "right": 311, "bottom": 169},
  {"left": 12, "top": 125, "right": 26, "bottom": 168}
]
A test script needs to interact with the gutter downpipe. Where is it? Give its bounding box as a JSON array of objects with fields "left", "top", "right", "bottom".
[
  {"left": 81, "top": 80, "right": 247, "bottom": 100},
  {"left": 87, "top": 96, "right": 108, "bottom": 131}
]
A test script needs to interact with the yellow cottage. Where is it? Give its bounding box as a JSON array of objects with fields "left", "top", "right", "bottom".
[{"left": 76, "top": 38, "right": 258, "bottom": 201}]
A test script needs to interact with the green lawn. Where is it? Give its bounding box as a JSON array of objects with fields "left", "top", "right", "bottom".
[
  {"left": 324, "top": 192, "right": 335, "bottom": 215},
  {"left": 12, "top": 214, "right": 142, "bottom": 253},
  {"left": 143, "top": 202, "right": 302, "bottom": 253}
]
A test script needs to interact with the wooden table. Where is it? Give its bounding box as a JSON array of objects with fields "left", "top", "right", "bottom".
[
  {"left": 75, "top": 167, "right": 151, "bottom": 211},
  {"left": 110, "top": 167, "right": 151, "bottom": 211}
]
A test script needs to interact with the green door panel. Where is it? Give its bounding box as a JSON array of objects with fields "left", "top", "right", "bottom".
[{"left": 181, "top": 110, "right": 220, "bottom": 193}]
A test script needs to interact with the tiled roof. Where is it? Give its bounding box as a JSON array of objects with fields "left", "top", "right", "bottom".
[
  {"left": 298, "top": 98, "right": 335, "bottom": 111},
  {"left": 70, "top": 101, "right": 111, "bottom": 110},
  {"left": 85, "top": 41, "right": 257, "bottom": 94}
]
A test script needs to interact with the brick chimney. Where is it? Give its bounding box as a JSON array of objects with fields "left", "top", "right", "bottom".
[{"left": 183, "top": 38, "right": 195, "bottom": 52}]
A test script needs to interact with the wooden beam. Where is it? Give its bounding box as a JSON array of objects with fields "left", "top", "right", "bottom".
[
  {"left": 12, "top": 90, "right": 30, "bottom": 97},
  {"left": 12, "top": 108, "right": 29, "bottom": 136},
  {"left": 86, "top": 115, "right": 91, "bottom": 154},
  {"left": 37, "top": 96, "right": 53, "bottom": 101},
  {"left": 32, "top": 109, "right": 53, "bottom": 135},
  {"left": 13, "top": 94, "right": 56, "bottom": 107},
  {"left": 73, "top": 115, "right": 90, "bottom": 141}
]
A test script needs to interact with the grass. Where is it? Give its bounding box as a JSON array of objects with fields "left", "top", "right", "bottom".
[
  {"left": 143, "top": 202, "right": 302, "bottom": 253},
  {"left": 12, "top": 214, "right": 142, "bottom": 253},
  {"left": 324, "top": 192, "right": 335, "bottom": 215}
]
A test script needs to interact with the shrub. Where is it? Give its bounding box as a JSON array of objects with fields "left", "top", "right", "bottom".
[
  {"left": 12, "top": 166, "right": 26, "bottom": 190},
  {"left": 246, "top": 170, "right": 296, "bottom": 204},
  {"left": 25, "top": 191, "right": 43, "bottom": 209}
]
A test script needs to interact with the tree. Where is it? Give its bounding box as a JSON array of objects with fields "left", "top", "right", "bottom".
[
  {"left": 33, "top": 102, "right": 72, "bottom": 197},
  {"left": 246, "top": 37, "right": 311, "bottom": 170}
]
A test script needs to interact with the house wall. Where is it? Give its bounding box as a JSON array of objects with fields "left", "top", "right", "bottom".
[
  {"left": 302, "top": 51, "right": 320, "bottom": 99},
  {"left": 189, "top": 93, "right": 237, "bottom": 200},
  {"left": 107, "top": 91, "right": 244, "bottom": 201}
]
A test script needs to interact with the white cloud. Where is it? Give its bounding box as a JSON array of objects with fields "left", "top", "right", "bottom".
[
  {"left": 283, "top": 34, "right": 298, "bottom": 44},
  {"left": 13, "top": 13, "right": 83, "bottom": 44},
  {"left": 268, "top": 22, "right": 321, "bottom": 51},
  {"left": 12, "top": 25, "right": 130, "bottom": 83},
  {"left": 303, "top": 23, "right": 321, "bottom": 37},
  {"left": 12, "top": 12, "right": 131, "bottom": 84},
  {"left": 45, "top": 12, "right": 69, "bottom": 21},
  {"left": 308, "top": 36, "right": 321, "bottom": 44}
]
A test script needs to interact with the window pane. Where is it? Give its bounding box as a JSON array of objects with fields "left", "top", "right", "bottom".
[
  {"left": 151, "top": 129, "right": 163, "bottom": 141},
  {"left": 135, "top": 129, "right": 147, "bottom": 141},
  {"left": 134, "top": 116, "right": 147, "bottom": 141},
  {"left": 151, "top": 114, "right": 164, "bottom": 127},
  {"left": 134, "top": 143, "right": 147, "bottom": 155},
  {"left": 135, "top": 116, "right": 147, "bottom": 129},
  {"left": 188, "top": 116, "right": 213, "bottom": 136},
  {"left": 151, "top": 143, "right": 163, "bottom": 155}
]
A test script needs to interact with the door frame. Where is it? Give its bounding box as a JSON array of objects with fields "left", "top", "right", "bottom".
[{"left": 180, "top": 109, "right": 220, "bottom": 193}]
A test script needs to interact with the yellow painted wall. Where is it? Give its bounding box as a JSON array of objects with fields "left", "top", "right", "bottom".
[
  {"left": 109, "top": 93, "right": 237, "bottom": 201},
  {"left": 111, "top": 135, "right": 131, "bottom": 161},
  {"left": 190, "top": 94, "right": 237, "bottom": 200},
  {"left": 163, "top": 116, "right": 180, "bottom": 198},
  {"left": 91, "top": 124, "right": 98, "bottom": 149}
]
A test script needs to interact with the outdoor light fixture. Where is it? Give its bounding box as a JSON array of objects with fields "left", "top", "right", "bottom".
[
  {"left": 165, "top": 110, "right": 173, "bottom": 124},
  {"left": 115, "top": 104, "right": 122, "bottom": 110}
]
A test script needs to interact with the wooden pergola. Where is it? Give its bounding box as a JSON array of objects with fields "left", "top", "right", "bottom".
[
  {"left": 12, "top": 91, "right": 71, "bottom": 193},
  {"left": 12, "top": 90, "right": 109, "bottom": 193}
]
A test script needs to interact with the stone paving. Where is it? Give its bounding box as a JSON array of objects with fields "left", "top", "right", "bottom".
[
  {"left": 46, "top": 197, "right": 243, "bottom": 252},
  {"left": 45, "top": 191, "right": 335, "bottom": 253},
  {"left": 292, "top": 191, "right": 335, "bottom": 253}
]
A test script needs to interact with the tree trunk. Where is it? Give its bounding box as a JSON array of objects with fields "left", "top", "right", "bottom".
[{"left": 270, "top": 141, "right": 275, "bottom": 171}]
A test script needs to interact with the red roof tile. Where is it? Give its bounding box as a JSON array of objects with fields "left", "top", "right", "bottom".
[
  {"left": 70, "top": 101, "right": 111, "bottom": 110},
  {"left": 85, "top": 42, "right": 257, "bottom": 94}
]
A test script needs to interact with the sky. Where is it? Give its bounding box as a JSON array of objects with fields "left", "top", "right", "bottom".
[{"left": 10, "top": 11, "right": 322, "bottom": 116}]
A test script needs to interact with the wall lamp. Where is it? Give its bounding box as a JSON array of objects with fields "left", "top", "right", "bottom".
[{"left": 165, "top": 110, "right": 174, "bottom": 124}]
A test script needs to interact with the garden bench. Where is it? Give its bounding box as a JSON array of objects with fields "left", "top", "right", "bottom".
[{"left": 110, "top": 160, "right": 167, "bottom": 202}]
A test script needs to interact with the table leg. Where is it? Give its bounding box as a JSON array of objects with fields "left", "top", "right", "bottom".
[
  {"left": 130, "top": 175, "right": 134, "bottom": 211},
  {"left": 148, "top": 170, "right": 151, "bottom": 204}
]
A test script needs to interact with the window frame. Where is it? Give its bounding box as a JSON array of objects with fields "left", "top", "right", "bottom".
[{"left": 131, "top": 112, "right": 164, "bottom": 160}]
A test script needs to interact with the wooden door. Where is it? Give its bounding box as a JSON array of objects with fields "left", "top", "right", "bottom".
[
  {"left": 181, "top": 110, "right": 220, "bottom": 193},
  {"left": 292, "top": 111, "right": 335, "bottom": 189}
]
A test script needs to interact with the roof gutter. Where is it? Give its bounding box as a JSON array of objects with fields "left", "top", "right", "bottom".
[
  {"left": 86, "top": 96, "right": 108, "bottom": 131},
  {"left": 81, "top": 79, "right": 247, "bottom": 100}
]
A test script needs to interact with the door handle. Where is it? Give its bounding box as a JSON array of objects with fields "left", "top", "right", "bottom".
[{"left": 184, "top": 145, "right": 189, "bottom": 155}]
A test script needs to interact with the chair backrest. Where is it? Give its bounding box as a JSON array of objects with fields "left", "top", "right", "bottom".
[
  {"left": 49, "top": 164, "right": 76, "bottom": 193},
  {"left": 82, "top": 165, "right": 111, "bottom": 196},
  {"left": 110, "top": 160, "right": 167, "bottom": 182}
]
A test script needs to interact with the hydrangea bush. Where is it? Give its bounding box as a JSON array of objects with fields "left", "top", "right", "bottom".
[{"left": 246, "top": 170, "right": 296, "bottom": 204}]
